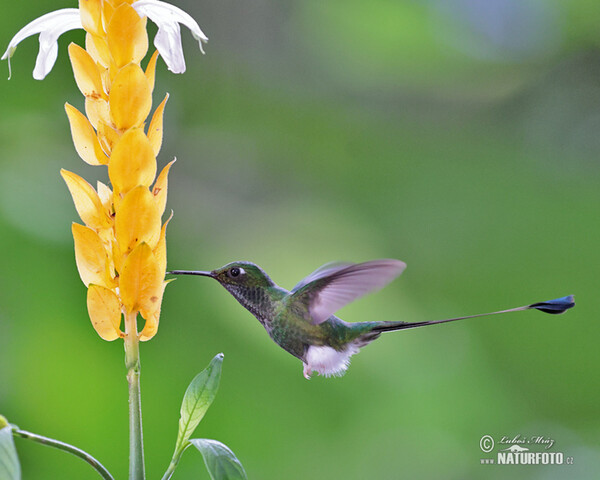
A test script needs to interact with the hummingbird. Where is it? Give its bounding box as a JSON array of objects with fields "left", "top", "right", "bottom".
[{"left": 168, "top": 260, "right": 574, "bottom": 379}]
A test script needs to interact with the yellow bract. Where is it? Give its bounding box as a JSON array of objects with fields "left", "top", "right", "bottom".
[
  {"left": 96, "top": 181, "right": 113, "bottom": 213},
  {"left": 68, "top": 43, "right": 106, "bottom": 100},
  {"left": 120, "top": 242, "right": 163, "bottom": 317},
  {"left": 153, "top": 212, "right": 173, "bottom": 275},
  {"left": 72, "top": 223, "right": 113, "bottom": 288},
  {"left": 65, "top": 103, "right": 109, "bottom": 165},
  {"left": 85, "top": 97, "right": 111, "bottom": 130},
  {"left": 115, "top": 185, "right": 161, "bottom": 256},
  {"left": 87, "top": 284, "right": 123, "bottom": 341},
  {"left": 79, "top": 0, "right": 103, "bottom": 38},
  {"left": 109, "top": 63, "right": 152, "bottom": 131},
  {"left": 107, "top": 3, "right": 148, "bottom": 69},
  {"left": 64, "top": 0, "right": 172, "bottom": 342},
  {"left": 153, "top": 158, "right": 176, "bottom": 216},
  {"left": 97, "top": 119, "right": 120, "bottom": 156},
  {"left": 108, "top": 128, "right": 157, "bottom": 195},
  {"left": 85, "top": 32, "right": 111, "bottom": 67},
  {"left": 144, "top": 50, "right": 159, "bottom": 92},
  {"left": 62, "top": 169, "right": 111, "bottom": 229},
  {"left": 139, "top": 281, "right": 166, "bottom": 341},
  {"left": 148, "top": 93, "right": 169, "bottom": 156}
]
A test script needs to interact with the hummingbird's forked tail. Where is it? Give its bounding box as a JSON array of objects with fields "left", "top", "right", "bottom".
[{"left": 371, "top": 295, "right": 575, "bottom": 333}]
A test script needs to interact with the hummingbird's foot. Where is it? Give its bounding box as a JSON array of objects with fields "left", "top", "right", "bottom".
[{"left": 303, "top": 363, "right": 312, "bottom": 380}]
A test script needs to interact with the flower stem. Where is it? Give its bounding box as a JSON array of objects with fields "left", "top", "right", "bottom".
[
  {"left": 160, "top": 458, "right": 178, "bottom": 480},
  {"left": 160, "top": 443, "right": 189, "bottom": 480},
  {"left": 124, "top": 311, "right": 145, "bottom": 480},
  {"left": 11, "top": 427, "right": 114, "bottom": 480}
]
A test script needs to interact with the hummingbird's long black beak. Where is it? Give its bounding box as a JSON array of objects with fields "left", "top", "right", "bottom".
[{"left": 166, "top": 270, "right": 214, "bottom": 278}]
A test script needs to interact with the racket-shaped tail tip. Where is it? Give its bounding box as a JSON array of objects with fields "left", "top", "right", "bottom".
[{"left": 529, "top": 295, "right": 575, "bottom": 314}]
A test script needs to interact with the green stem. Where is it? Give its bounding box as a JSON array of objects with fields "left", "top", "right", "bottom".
[
  {"left": 12, "top": 427, "right": 114, "bottom": 480},
  {"left": 124, "top": 311, "right": 145, "bottom": 480},
  {"left": 160, "top": 443, "right": 189, "bottom": 480},
  {"left": 160, "top": 457, "right": 178, "bottom": 480}
]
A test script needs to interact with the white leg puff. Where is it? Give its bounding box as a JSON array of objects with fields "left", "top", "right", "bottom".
[{"left": 303, "top": 344, "right": 359, "bottom": 378}]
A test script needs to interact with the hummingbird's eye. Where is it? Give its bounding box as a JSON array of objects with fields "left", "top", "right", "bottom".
[{"left": 227, "top": 267, "right": 245, "bottom": 278}]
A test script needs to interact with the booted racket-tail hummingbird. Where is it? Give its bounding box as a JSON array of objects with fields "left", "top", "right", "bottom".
[{"left": 168, "top": 260, "right": 574, "bottom": 379}]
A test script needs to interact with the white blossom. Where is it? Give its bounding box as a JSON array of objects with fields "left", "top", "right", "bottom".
[
  {"left": 132, "top": 0, "right": 208, "bottom": 74},
  {"left": 2, "top": 1, "right": 207, "bottom": 80},
  {"left": 1, "top": 9, "right": 82, "bottom": 80}
]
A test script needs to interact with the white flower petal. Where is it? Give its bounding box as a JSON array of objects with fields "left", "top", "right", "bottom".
[
  {"left": 2, "top": 8, "right": 82, "bottom": 80},
  {"left": 155, "top": 22, "right": 186, "bottom": 74},
  {"left": 34, "top": 34, "right": 59, "bottom": 81},
  {"left": 132, "top": 0, "right": 208, "bottom": 74}
]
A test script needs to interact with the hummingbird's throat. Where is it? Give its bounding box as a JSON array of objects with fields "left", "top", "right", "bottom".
[{"left": 223, "top": 284, "right": 275, "bottom": 327}]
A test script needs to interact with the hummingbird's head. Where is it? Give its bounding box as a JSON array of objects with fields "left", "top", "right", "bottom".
[
  {"left": 210, "top": 261, "right": 275, "bottom": 288},
  {"left": 167, "top": 262, "right": 280, "bottom": 322},
  {"left": 167, "top": 261, "right": 274, "bottom": 287},
  {"left": 209, "top": 262, "right": 280, "bottom": 322}
]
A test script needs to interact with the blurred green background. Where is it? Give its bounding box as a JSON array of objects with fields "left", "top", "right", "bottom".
[{"left": 1, "top": 0, "right": 599, "bottom": 478}]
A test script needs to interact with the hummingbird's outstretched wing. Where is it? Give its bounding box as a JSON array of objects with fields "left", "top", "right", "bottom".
[
  {"left": 289, "top": 259, "right": 407, "bottom": 325},
  {"left": 291, "top": 261, "right": 355, "bottom": 292}
]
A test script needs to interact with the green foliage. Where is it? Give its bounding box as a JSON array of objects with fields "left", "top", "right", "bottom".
[
  {"left": 6, "top": 426, "right": 114, "bottom": 480},
  {"left": 2, "top": 354, "right": 243, "bottom": 480},
  {"left": 163, "top": 354, "right": 246, "bottom": 480},
  {"left": 0, "top": 425, "right": 20, "bottom": 480},
  {"left": 189, "top": 439, "right": 247, "bottom": 480},
  {"left": 176, "top": 353, "right": 223, "bottom": 454}
]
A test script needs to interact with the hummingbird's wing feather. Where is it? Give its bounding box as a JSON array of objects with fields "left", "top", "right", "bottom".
[
  {"left": 290, "top": 259, "right": 406, "bottom": 325},
  {"left": 291, "top": 261, "right": 355, "bottom": 292}
]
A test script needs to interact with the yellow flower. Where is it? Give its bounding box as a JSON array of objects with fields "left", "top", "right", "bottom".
[{"left": 3, "top": 0, "right": 206, "bottom": 342}]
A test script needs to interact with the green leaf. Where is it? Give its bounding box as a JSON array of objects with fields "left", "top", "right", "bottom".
[
  {"left": 0, "top": 425, "right": 21, "bottom": 480},
  {"left": 175, "top": 353, "right": 224, "bottom": 453},
  {"left": 189, "top": 439, "right": 247, "bottom": 480}
]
